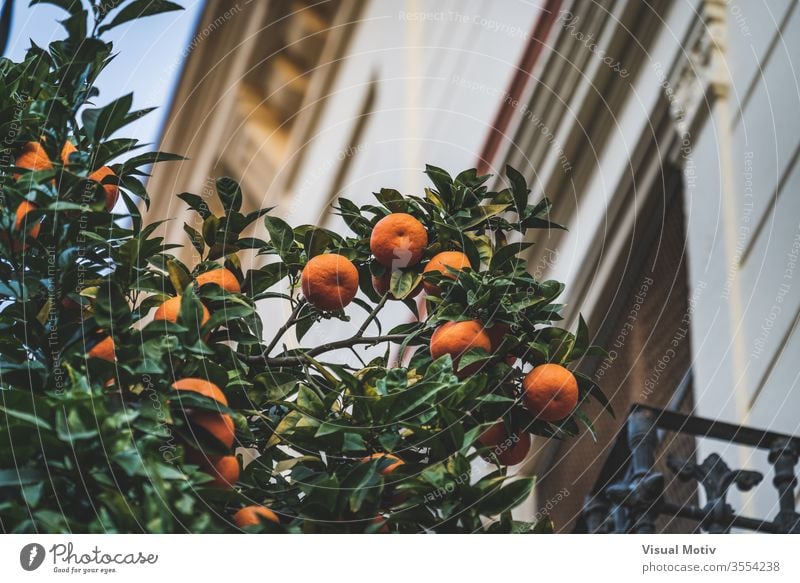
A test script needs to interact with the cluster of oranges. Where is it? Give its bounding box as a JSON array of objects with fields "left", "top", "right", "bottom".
[
  {"left": 299, "top": 212, "right": 475, "bottom": 310},
  {"left": 299, "top": 212, "right": 580, "bottom": 469},
  {"left": 173, "top": 377, "right": 280, "bottom": 529},
  {"left": 75, "top": 255, "right": 282, "bottom": 528},
  {"left": 86, "top": 266, "right": 280, "bottom": 528},
  {"left": 86, "top": 267, "right": 240, "bottom": 364},
  {"left": 6, "top": 141, "right": 121, "bottom": 249}
]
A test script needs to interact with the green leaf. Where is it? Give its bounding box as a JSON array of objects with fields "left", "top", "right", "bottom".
[
  {"left": 30, "top": 0, "right": 82, "bottom": 12},
  {"left": 98, "top": 0, "right": 183, "bottom": 34},
  {"left": 94, "top": 283, "right": 132, "bottom": 329},
  {"left": 0, "top": 405, "right": 52, "bottom": 430},
  {"left": 574, "top": 409, "right": 598, "bottom": 442},
  {"left": 302, "top": 226, "right": 331, "bottom": 259},
  {"left": 216, "top": 176, "right": 242, "bottom": 213},
  {"left": 479, "top": 477, "right": 535, "bottom": 516},
  {"left": 167, "top": 258, "right": 192, "bottom": 293},
  {"left": 0, "top": 468, "right": 45, "bottom": 487},
  {"left": 506, "top": 165, "right": 530, "bottom": 212},
  {"left": 390, "top": 269, "right": 420, "bottom": 300},
  {"left": 83, "top": 93, "right": 133, "bottom": 141},
  {"left": 490, "top": 242, "right": 532, "bottom": 272},
  {"left": 202, "top": 214, "right": 219, "bottom": 247},
  {"left": 425, "top": 165, "right": 453, "bottom": 206},
  {"left": 178, "top": 192, "right": 212, "bottom": 219},
  {"left": 342, "top": 462, "right": 382, "bottom": 513},
  {"left": 463, "top": 204, "right": 510, "bottom": 229},
  {"left": 374, "top": 188, "right": 406, "bottom": 212},
  {"left": 264, "top": 215, "right": 294, "bottom": 259},
  {"left": 575, "top": 372, "right": 615, "bottom": 418},
  {"left": 296, "top": 385, "right": 324, "bottom": 416}
]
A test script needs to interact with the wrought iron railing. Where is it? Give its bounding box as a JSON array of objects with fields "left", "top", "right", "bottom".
[{"left": 576, "top": 403, "right": 800, "bottom": 534}]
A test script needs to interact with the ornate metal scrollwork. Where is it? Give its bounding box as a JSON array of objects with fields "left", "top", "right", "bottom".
[{"left": 668, "top": 453, "right": 762, "bottom": 533}]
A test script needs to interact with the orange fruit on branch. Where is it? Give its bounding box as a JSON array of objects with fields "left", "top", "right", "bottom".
[
  {"left": 370, "top": 213, "right": 428, "bottom": 268},
  {"left": 478, "top": 422, "right": 531, "bottom": 466},
  {"left": 14, "top": 200, "right": 41, "bottom": 238},
  {"left": 522, "top": 363, "right": 578, "bottom": 422},
  {"left": 60, "top": 140, "right": 77, "bottom": 164},
  {"left": 172, "top": 378, "right": 227, "bottom": 406},
  {"left": 187, "top": 410, "right": 235, "bottom": 449},
  {"left": 196, "top": 268, "right": 241, "bottom": 294},
  {"left": 153, "top": 295, "right": 211, "bottom": 326},
  {"left": 61, "top": 141, "right": 119, "bottom": 211},
  {"left": 429, "top": 320, "right": 492, "bottom": 377},
  {"left": 205, "top": 454, "right": 240, "bottom": 489},
  {"left": 14, "top": 141, "right": 53, "bottom": 179},
  {"left": 300, "top": 253, "right": 359, "bottom": 310},
  {"left": 87, "top": 336, "right": 116, "bottom": 362},
  {"left": 88, "top": 165, "right": 119, "bottom": 211},
  {"left": 233, "top": 505, "right": 280, "bottom": 527},
  {"left": 422, "top": 251, "right": 472, "bottom": 296},
  {"left": 1, "top": 200, "right": 41, "bottom": 252},
  {"left": 361, "top": 453, "right": 404, "bottom": 475}
]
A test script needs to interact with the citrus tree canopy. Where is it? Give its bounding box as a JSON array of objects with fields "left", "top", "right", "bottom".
[{"left": 0, "top": 0, "right": 610, "bottom": 533}]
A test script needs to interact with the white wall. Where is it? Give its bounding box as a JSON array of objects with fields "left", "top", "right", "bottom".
[{"left": 685, "top": 0, "right": 800, "bottom": 522}]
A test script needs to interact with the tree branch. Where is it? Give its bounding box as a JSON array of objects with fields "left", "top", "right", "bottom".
[
  {"left": 263, "top": 298, "right": 306, "bottom": 356},
  {"left": 355, "top": 292, "right": 388, "bottom": 338},
  {"left": 245, "top": 333, "right": 410, "bottom": 367}
]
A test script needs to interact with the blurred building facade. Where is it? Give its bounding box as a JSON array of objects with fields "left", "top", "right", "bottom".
[
  {"left": 149, "top": 0, "right": 800, "bottom": 531},
  {"left": 478, "top": 0, "right": 799, "bottom": 530}
]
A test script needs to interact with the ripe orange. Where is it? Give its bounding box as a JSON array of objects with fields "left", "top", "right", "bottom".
[
  {"left": 361, "top": 453, "right": 404, "bottom": 475},
  {"left": 207, "top": 455, "right": 240, "bottom": 489},
  {"left": 370, "top": 213, "right": 428, "bottom": 268},
  {"left": 196, "top": 268, "right": 241, "bottom": 294},
  {"left": 300, "top": 253, "right": 359, "bottom": 311},
  {"left": 60, "top": 141, "right": 77, "bottom": 164},
  {"left": 371, "top": 270, "right": 422, "bottom": 300},
  {"left": 88, "top": 336, "right": 116, "bottom": 362},
  {"left": 153, "top": 295, "right": 211, "bottom": 326},
  {"left": 1, "top": 200, "right": 40, "bottom": 252},
  {"left": 233, "top": 505, "right": 280, "bottom": 527},
  {"left": 14, "top": 142, "right": 53, "bottom": 179},
  {"left": 188, "top": 410, "right": 235, "bottom": 449},
  {"left": 89, "top": 165, "right": 119, "bottom": 211},
  {"left": 522, "top": 363, "right": 579, "bottom": 422},
  {"left": 429, "top": 320, "right": 492, "bottom": 377},
  {"left": 14, "top": 200, "right": 41, "bottom": 239},
  {"left": 422, "top": 251, "right": 472, "bottom": 296},
  {"left": 61, "top": 141, "right": 119, "bottom": 210},
  {"left": 478, "top": 422, "right": 531, "bottom": 466},
  {"left": 185, "top": 449, "right": 238, "bottom": 487},
  {"left": 172, "top": 378, "right": 227, "bottom": 406}
]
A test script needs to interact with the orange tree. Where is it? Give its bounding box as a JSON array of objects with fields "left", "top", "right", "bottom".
[{"left": 0, "top": 1, "right": 611, "bottom": 533}]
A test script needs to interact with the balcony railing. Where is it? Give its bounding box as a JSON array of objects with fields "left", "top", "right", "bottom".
[{"left": 576, "top": 403, "right": 800, "bottom": 534}]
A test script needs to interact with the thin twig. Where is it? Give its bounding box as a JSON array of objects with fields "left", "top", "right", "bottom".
[
  {"left": 356, "top": 292, "right": 388, "bottom": 338},
  {"left": 263, "top": 298, "right": 306, "bottom": 356},
  {"left": 252, "top": 333, "right": 409, "bottom": 367}
]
